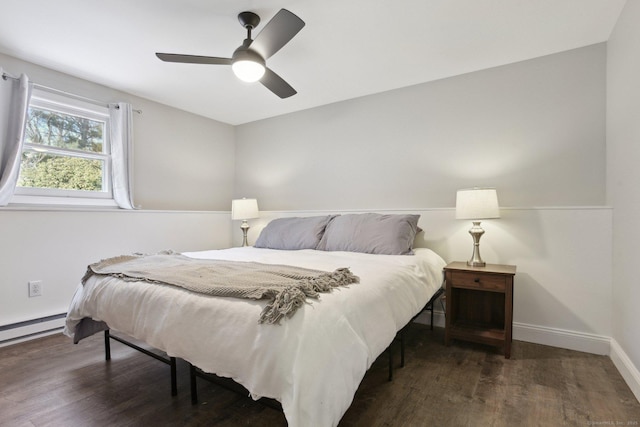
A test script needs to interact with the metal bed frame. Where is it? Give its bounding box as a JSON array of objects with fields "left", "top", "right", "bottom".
[
  {"left": 104, "top": 329, "right": 177, "bottom": 396},
  {"left": 101, "top": 285, "right": 446, "bottom": 404}
]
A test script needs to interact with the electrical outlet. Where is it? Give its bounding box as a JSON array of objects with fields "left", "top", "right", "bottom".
[{"left": 28, "top": 280, "right": 42, "bottom": 297}]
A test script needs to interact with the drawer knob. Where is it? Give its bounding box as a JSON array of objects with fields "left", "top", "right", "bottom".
[{"left": 474, "top": 278, "right": 480, "bottom": 283}]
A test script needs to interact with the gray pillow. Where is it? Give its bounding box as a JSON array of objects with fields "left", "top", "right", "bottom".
[
  {"left": 254, "top": 215, "right": 337, "bottom": 250},
  {"left": 316, "top": 213, "right": 420, "bottom": 255}
]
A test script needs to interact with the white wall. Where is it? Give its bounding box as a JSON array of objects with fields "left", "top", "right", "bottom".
[
  {"left": 0, "top": 208, "right": 231, "bottom": 336},
  {"left": 235, "top": 44, "right": 606, "bottom": 210},
  {"left": 606, "top": 0, "right": 640, "bottom": 400},
  {"left": 0, "top": 52, "right": 236, "bottom": 211}
]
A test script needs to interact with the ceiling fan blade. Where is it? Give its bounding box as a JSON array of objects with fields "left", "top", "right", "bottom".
[
  {"left": 156, "top": 53, "right": 231, "bottom": 65},
  {"left": 260, "top": 67, "right": 297, "bottom": 98},
  {"left": 250, "top": 9, "right": 305, "bottom": 60}
]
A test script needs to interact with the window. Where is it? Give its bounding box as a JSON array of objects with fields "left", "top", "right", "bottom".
[{"left": 12, "top": 88, "right": 116, "bottom": 206}]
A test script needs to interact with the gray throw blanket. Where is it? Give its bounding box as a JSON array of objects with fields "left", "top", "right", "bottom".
[{"left": 82, "top": 252, "right": 359, "bottom": 324}]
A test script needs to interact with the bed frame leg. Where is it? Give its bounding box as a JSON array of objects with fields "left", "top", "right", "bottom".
[
  {"left": 388, "top": 347, "right": 393, "bottom": 381},
  {"left": 430, "top": 305, "right": 435, "bottom": 330},
  {"left": 104, "top": 330, "right": 111, "bottom": 361},
  {"left": 170, "top": 357, "right": 177, "bottom": 396},
  {"left": 190, "top": 363, "right": 198, "bottom": 405},
  {"left": 387, "top": 326, "right": 408, "bottom": 381},
  {"left": 400, "top": 329, "right": 405, "bottom": 368}
]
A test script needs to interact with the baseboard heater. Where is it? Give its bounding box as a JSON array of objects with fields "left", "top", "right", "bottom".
[{"left": 0, "top": 313, "right": 67, "bottom": 346}]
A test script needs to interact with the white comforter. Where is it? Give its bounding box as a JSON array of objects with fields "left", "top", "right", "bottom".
[{"left": 64, "top": 247, "right": 445, "bottom": 427}]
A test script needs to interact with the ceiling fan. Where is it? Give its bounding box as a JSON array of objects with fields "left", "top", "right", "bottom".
[{"left": 156, "top": 9, "right": 305, "bottom": 99}]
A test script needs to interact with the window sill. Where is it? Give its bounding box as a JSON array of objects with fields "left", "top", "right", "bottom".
[{"left": 9, "top": 194, "right": 119, "bottom": 208}]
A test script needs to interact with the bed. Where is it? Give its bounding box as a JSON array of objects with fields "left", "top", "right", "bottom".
[{"left": 64, "top": 213, "right": 446, "bottom": 427}]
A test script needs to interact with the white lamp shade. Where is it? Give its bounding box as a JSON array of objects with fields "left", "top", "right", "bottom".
[
  {"left": 231, "top": 198, "right": 259, "bottom": 220},
  {"left": 456, "top": 188, "right": 500, "bottom": 220}
]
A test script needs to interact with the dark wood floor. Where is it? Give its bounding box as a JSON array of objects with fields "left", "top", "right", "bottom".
[{"left": 1, "top": 324, "right": 639, "bottom": 426}]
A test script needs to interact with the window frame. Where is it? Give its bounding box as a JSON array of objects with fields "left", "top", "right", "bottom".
[{"left": 11, "top": 88, "right": 117, "bottom": 207}]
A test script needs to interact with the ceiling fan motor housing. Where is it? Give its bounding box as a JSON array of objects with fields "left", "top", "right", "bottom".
[
  {"left": 231, "top": 40, "right": 266, "bottom": 82},
  {"left": 232, "top": 40, "right": 265, "bottom": 66}
]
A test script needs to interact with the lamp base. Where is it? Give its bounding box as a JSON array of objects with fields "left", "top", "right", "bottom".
[
  {"left": 467, "top": 260, "right": 486, "bottom": 267},
  {"left": 467, "top": 221, "right": 486, "bottom": 267},
  {"left": 240, "top": 221, "right": 250, "bottom": 247}
]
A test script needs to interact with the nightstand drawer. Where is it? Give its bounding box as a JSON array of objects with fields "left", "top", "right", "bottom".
[{"left": 450, "top": 271, "right": 506, "bottom": 291}]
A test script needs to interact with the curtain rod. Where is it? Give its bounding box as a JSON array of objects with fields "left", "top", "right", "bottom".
[{"left": 2, "top": 71, "right": 142, "bottom": 114}]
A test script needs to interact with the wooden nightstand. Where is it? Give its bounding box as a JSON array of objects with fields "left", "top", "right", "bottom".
[{"left": 444, "top": 261, "right": 516, "bottom": 358}]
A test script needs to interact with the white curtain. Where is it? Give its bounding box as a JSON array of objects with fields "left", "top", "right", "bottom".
[
  {"left": 0, "top": 71, "right": 32, "bottom": 206},
  {"left": 109, "top": 102, "right": 135, "bottom": 209}
]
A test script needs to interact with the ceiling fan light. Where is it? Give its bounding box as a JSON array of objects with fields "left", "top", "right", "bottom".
[{"left": 232, "top": 60, "right": 265, "bottom": 83}]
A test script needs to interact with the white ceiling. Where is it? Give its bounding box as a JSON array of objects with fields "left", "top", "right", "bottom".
[{"left": 0, "top": 0, "right": 627, "bottom": 125}]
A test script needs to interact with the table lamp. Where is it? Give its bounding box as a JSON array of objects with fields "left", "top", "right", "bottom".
[
  {"left": 455, "top": 188, "right": 500, "bottom": 267},
  {"left": 231, "top": 198, "right": 259, "bottom": 247}
]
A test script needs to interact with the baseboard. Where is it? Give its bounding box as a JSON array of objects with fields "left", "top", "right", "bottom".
[
  {"left": 610, "top": 339, "right": 640, "bottom": 403},
  {"left": 512, "top": 322, "right": 610, "bottom": 355},
  {"left": 413, "top": 314, "right": 611, "bottom": 356},
  {"left": 0, "top": 314, "right": 66, "bottom": 348}
]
